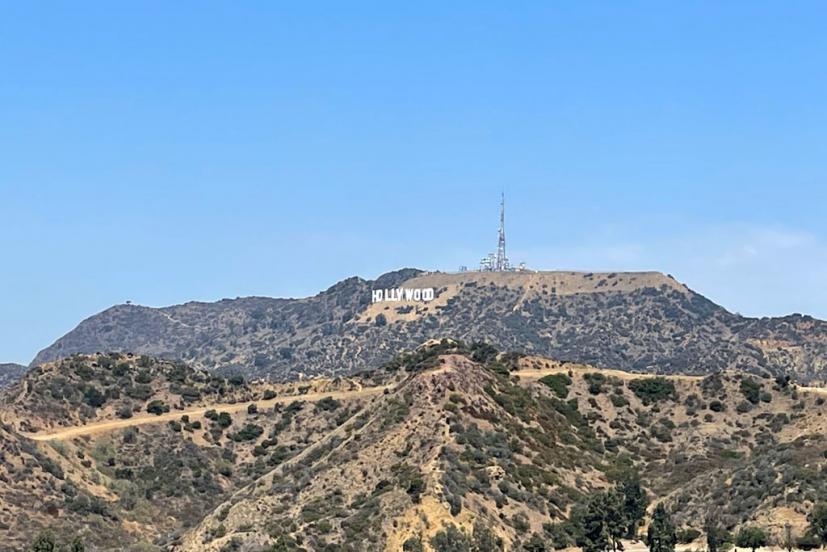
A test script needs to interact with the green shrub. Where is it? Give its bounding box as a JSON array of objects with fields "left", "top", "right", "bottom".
[
  {"left": 584, "top": 373, "right": 607, "bottom": 395},
  {"left": 146, "top": 400, "right": 169, "bottom": 415},
  {"left": 610, "top": 394, "right": 629, "bottom": 408},
  {"left": 539, "top": 373, "right": 572, "bottom": 398},
  {"left": 709, "top": 400, "right": 725, "bottom": 412},
  {"left": 315, "top": 397, "right": 341, "bottom": 412},
  {"left": 796, "top": 534, "right": 821, "bottom": 550},
  {"left": 403, "top": 535, "right": 425, "bottom": 552},
  {"left": 739, "top": 378, "right": 762, "bottom": 405},
  {"left": 736, "top": 401, "right": 753, "bottom": 414},
  {"left": 135, "top": 371, "right": 152, "bottom": 384},
  {"left": 431, "top": 524, "right": 471, "bottom": 552},
  {"left": 735, "top": 526, "right": 768, "bottom": 552},
  {"left": 628, "top": 377, "right": 676, "bottom": 405},
  {"left": 677, "top": 528, "right": 701, "bottom": 543},
  {"left": 83, "top": 386, "right": 106, "bottom": 408},
  {"left": 230, "top": 424, "right": 263, "bottom": 442},
  {"left": 650, "top": 423, "right": 673, "bottom": 443},
  {"left": 126, "top": 384, "right": 153, "bottom": 401},
  {"left": 216, "top": 412, "right": 233, "bottom": 428}
]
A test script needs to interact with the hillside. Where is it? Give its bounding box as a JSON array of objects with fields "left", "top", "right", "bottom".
[
  {"left": 4, "top": 344, "right": 827, "bottom": 550},
  {"left": 0, "top": 362, "right": 26, "bottom": 390},
  {"left": 171, "top": 343, "right": 827, "bottom": 551},
  {"left": 0, "top": 353, "right": 386, "bottom": 551},
  {"left": 31, "top": 269, "right": 827, "bottom": 383}
]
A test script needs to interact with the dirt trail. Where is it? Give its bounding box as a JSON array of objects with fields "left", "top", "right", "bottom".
[
  {"left": 23, "top": 385, "right": 391, "bottom": 442},
  {"left": 514, "top": 365, "right": 705, "bottom": 382},
  {"left": 26, "top": 363, "right": 827, "bottom": 442}
]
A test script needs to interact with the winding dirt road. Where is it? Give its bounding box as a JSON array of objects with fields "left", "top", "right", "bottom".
[
  {"left": 23, "top": 385, "right": 391, "bottom": 442},
  {"left": 22, "top": 363, "right": 827, "bottom": 442}
]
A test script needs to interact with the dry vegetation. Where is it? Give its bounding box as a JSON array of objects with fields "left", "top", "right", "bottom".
[
  {"left": 0, "top": 353, "right": 381, "bottom": 551},
  {"left": 3, "top": 344, "right": 827, "bottom": 551},
  {"left": 31, "top": 269, "right": 827, "bottom": 384}
]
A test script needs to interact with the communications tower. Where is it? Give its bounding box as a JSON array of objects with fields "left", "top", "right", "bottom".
[
  {"left": 494, "top": 192, "right": 509, "bottom": 271},
  {"left": 479, "top": 192, "right": 516, "bottom": 271}
]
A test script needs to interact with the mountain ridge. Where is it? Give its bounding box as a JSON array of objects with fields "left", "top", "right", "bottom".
[
  {"left": 0, "top": 362, "right": 27, "bottom": 390},
  {"left": 31, "top": 269, "right": 827, "bottom": 383}
]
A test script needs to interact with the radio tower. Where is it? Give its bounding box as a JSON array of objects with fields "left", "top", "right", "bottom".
[
  {"left": 478, "top": 192, "right": 524, "bottom": 272},
  {"left": 495, "top": 192, "right": 509, "bottom": 271}
]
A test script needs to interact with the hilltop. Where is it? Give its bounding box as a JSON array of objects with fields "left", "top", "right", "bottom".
[
  {"left": 0, "top": 363, "right": 27, "bottom": 390},
  {"left": 31, "top": 269, "right": 827, "bottom": 383},
  {"left": 5, "top": 344, "right": 827, "bottom": 550}
]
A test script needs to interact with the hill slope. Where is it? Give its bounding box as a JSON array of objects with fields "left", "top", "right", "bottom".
[
  {"left": 32, "top": 269, "right": 827, "bottom": 383},
  {"left": 0, "top": 353, "right": 384, "bottom": 551},
  {"left": 4, "top": 344, "right": 827, "bottom": 550},
  {"left": 0, "top": 362, "right": 26, "bottom": 390},
  {"left": 173, "top": 343, "right": 827, "bottom": 551}
]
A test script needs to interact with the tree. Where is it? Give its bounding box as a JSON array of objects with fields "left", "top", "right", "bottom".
[
  {"left": 736, "top": 527, "right": 768, "bottom": 552},
  {"left": 796, "top": 534, "right": 822, "bottom": 551},
  {"left": 619, "top": 475, "right": 648, "bottom": 539},
  {"left": 83, "top": 386, "right": 106, "bottom": 408},
  {"left": 577, "top": 492, "right": 612, "bottom": 552},
  {"left": 522, "top": 533, "right": 546, "bottom": 552},
  {"left": 705, "top": 512, "right": 724, "bottom": 552},
  {"left": 268, "top": 535, "right": 306, "bottom": 552},
  {"left": 69, "top": 537, "right": 86, "bottom": 552},
  {"left": 432, "top": 524, "right": 472, "bottom": 552},
  {"left": 403, "top": 535, "right": 425, "bottom": 552},
  {"left": 30, "top": 533, "right": 57, "bottom": 552},
  {"left": 605, "top": 489, "right": 627, "bottom": 552},
  {"left": 217, "top": 411, "right": 233, "bottom": 428},
  {"left": 808, "top": 503, "right": 827, "bottom": 547},
  {"left": 146, "top": 400, "right": 168, "bottom": 415},
  {"left": 646, "top": 504, "right": 677, "bottom": 552},
  {"left": 472, "top": 521, "right": 504, "bottom": 552}
]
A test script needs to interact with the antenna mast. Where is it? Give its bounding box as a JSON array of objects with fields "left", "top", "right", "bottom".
[
  {"left": 495, "top": 192, "right": 509, "bottom": 271},
  {"left": 476, "top": 192, "right": 525, "bottom": 272}
]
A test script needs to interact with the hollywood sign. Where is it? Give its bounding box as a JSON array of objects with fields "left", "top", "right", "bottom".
[{"left": 372, "top": 287, "right": 435, "bottom": 303}]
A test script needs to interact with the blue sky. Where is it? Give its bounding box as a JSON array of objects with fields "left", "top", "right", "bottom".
[{"left": 1, "top": 2, "right": 826, "bottom": 364}]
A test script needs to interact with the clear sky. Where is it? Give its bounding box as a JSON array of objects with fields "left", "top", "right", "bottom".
[{"left": 1, "top": 2, "right": 826, "bottom": 364}]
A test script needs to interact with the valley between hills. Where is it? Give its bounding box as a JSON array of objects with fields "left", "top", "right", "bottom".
[{"left": 3, "top": 341, "right": 827, "bottom": 551}]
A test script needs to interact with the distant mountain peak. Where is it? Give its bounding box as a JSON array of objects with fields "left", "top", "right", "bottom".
[{"left": 0, "top": 362, "right": 27, "bottom": 390}]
